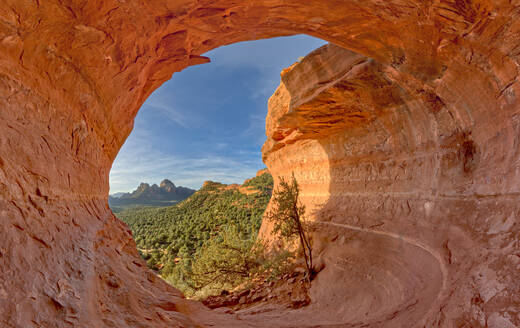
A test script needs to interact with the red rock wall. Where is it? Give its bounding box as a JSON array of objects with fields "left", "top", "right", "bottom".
[
  {"left": 0, "top": 0, "right": 519, "bottom": 327},
  {"left": 262, "top": 44, "right": 520, "bottom": 327}
]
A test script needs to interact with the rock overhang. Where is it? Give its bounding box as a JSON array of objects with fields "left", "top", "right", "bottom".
[{"left": 0, "top": 0, "right": 519, "bottom": 327}]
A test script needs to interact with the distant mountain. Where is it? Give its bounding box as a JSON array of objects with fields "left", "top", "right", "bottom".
[
  {"left": 110, "top": 192, "right": 126, "bottom": 198},
  {"left": 109, "top": 179, "right": 195, "bottom": 210}
]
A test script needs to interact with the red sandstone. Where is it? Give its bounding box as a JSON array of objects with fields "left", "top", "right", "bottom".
[{"left": 0, "top": 1, "right": 519, "bottom": 327}]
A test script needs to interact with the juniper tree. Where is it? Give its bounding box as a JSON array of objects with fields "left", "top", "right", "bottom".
[{"left": 265, "top": 174, "right": 313, "bottom": 279}]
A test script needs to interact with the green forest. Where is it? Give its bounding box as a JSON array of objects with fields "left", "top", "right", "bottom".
[{"left": 116, "top": 172, "right": 275, "bottom": 297}]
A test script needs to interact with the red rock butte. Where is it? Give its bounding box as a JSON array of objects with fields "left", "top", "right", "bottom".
[{"left": 0, "top": 1, "right": 519, "bottom": 327}]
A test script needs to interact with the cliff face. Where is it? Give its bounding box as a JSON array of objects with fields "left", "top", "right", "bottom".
[
  {"left": 261, "top": 44, "right": 520, "bottom": 327},
  {"left": 0, "top": 0, "right": 519, "bottom": 327}
]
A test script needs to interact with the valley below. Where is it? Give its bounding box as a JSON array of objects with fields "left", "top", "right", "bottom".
[{"left": 114, "top": 170, "right": 275, "bottom": 299}]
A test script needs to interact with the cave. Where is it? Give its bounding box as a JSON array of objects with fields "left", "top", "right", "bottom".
[{"left": 0, "top": 1, "right": 519, "bottom": 327}]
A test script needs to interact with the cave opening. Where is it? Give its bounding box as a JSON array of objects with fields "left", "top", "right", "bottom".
[{"left": 108, "top": 35, "right": 326, "bottom": 299}]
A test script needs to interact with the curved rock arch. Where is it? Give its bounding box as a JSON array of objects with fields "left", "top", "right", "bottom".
[{"left": 0, "top": 1, "right": 518, "bottom": 327}]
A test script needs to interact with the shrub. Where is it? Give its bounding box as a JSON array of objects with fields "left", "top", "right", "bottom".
[{"left": 264, "top": 174, "right": 313, "bottom": 279}]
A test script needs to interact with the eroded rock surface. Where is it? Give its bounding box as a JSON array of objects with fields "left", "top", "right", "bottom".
[
  {"left": 261, "top": 43, "right": 520, "bottom": 327},
  {"left": 0, "top": 0, "right": 519, "bottom": 327}
]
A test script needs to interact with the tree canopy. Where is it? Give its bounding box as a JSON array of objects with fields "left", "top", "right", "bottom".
[{"left": 116, "top": 172, "right": 274, "bottom": 297}]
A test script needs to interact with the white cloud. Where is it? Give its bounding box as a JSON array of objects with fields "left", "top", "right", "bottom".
[
  {"left": 109, "top": 36, "right": 325, "bottom": 193},
  {"left": 109, "top": 138, "right": 263, "bottom": 193},
  {"left": 142, "top": 97, "right": 191, "bottom": 128},
  {"left": 215, "top": 143, "right": 228, "bottom": 150}
]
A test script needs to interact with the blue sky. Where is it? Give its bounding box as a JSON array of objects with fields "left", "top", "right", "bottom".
[{"left": 109, "top": 35, "right": 326, "bottom": 193}]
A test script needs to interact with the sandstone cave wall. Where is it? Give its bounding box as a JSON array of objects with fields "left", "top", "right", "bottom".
[
  {"left": 261, "top": 44, "right": 520, "bottom": 326},
  {"left": 0, "top": 0, "right": 519, "bottom": 327}
]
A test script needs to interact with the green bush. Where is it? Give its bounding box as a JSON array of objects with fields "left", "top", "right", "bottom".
[
  {"left": 116, "top": 172, "right": 275, "bottom": 296},
  {"left": 265, "top": 174, "right": 313, "bottom": 279}
]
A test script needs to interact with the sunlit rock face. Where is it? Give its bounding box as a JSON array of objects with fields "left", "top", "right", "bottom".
[
  {"left": 0, "top": 0, "right": 519, "bottom": 327},
  {"left": 262, "top": 43, "right": 520, "bottom": 327}
]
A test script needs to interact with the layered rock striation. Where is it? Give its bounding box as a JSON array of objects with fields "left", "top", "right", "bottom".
[
  {"left": 261, "top": 43, "right": 520, "bottom": 327},
  {"left": 0, "top": 0, "right": 519, "bottom": 327}
]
